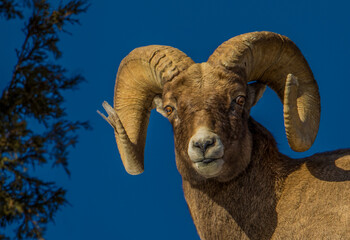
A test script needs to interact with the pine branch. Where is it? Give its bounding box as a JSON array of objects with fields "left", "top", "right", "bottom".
[
  {"left": 0, "top": 0, "right": 90, "bottom": 239},
  {"left": 0, "top": 0, "right": 23, "bottom": 19}
]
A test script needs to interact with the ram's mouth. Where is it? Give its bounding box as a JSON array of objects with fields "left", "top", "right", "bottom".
[
  {"left": 201, "top": 158, "right": 216, "bottom": 164},
  {"left": 193, "top": 158, "right": 224, "bottom": 178}
]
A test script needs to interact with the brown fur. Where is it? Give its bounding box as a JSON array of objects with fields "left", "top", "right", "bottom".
[{"left": 162, "top": 63, "right": 350, "bottom": 239}]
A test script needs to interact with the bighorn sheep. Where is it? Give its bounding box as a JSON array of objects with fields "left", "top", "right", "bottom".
[{"left": 98, "top": 31, "right": 350, "bottom": 239}]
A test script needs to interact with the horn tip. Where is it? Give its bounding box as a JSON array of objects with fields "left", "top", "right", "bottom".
[{"left": 125, "top": 168, "right": 144, "bottom": 175}]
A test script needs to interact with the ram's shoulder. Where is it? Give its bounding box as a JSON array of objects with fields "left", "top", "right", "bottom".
[
  {"left": 282, "top": 149, "right": 350, "bottom": 191},
  {"left": 274, "top": 150, "right": 350, "bottom": 237},
  {"left": 304, "top": 149, "right": 350, "bottom": 177}
]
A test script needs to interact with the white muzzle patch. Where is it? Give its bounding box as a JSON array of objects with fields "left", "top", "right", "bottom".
[{"left": 188, "top": 127, "right": 224, "bottom": 178}]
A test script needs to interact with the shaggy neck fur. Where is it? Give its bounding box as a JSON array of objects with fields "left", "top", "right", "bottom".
[{"left": 181, "top": 118, "right": 301, "bottom": 240}]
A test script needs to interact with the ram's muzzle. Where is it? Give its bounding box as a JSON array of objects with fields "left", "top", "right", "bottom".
[{"left": 188, "top": 127, "right": 225, "bottom": 178}]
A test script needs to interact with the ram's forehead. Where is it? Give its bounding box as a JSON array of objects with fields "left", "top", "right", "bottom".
[{"left": 163, "top": 63, "right": 246, "bottom": 101}]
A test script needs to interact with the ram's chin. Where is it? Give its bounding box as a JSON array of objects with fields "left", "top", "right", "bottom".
[{"left": 193, "top": 159, "right": 224, "bottom": 178}]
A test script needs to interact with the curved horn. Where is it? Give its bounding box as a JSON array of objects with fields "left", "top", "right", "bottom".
[
  {"left": 99, "top": 46, "right": 194, "bottom": 174},
  {"left": 208, "top": 31, "right": 320, "bottom": 152}
]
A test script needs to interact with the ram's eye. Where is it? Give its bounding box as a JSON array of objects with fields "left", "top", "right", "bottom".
[
  {"left": 164, "top": 106, "right": 174, "bottom": 116},
  {"left": 235, "top": 96, "right": 246, "bottom": 106}
]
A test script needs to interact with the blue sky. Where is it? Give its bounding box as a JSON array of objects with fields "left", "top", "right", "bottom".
[{"left": 1, "top": 0, "right": 350, "bottom": 239}]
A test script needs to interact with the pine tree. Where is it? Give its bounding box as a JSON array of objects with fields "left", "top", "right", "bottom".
[{"left": 0, "top": 0, "right": 89, "bottom": 239}]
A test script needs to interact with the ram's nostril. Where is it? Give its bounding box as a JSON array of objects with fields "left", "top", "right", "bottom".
[
  {"left": 204, "top": 138, "right": 215, "bottom": 148},
  {"left": 193, "top": 138, "right": 215, "bottom": 153}
]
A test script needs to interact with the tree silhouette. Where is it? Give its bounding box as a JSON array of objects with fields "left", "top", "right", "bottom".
[{"left": 0, "top": 0, "right": 89, "bottom": 239}]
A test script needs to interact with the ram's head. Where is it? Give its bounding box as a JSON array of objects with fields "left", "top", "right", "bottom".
[{"left": 98, "top": 31, "right": 320, "bottom": 182}]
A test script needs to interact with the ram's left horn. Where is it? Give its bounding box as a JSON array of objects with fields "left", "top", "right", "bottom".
[{"left": 98, "top": 46, "right": 194, "bottom": 174}]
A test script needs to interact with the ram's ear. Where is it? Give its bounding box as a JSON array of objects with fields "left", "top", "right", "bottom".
[
  {"left": 247, "top": 82, "right": 266, "bottom": 107},
  {"left": 152, "top": 95, "right": 168, "bottom": 118}
]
